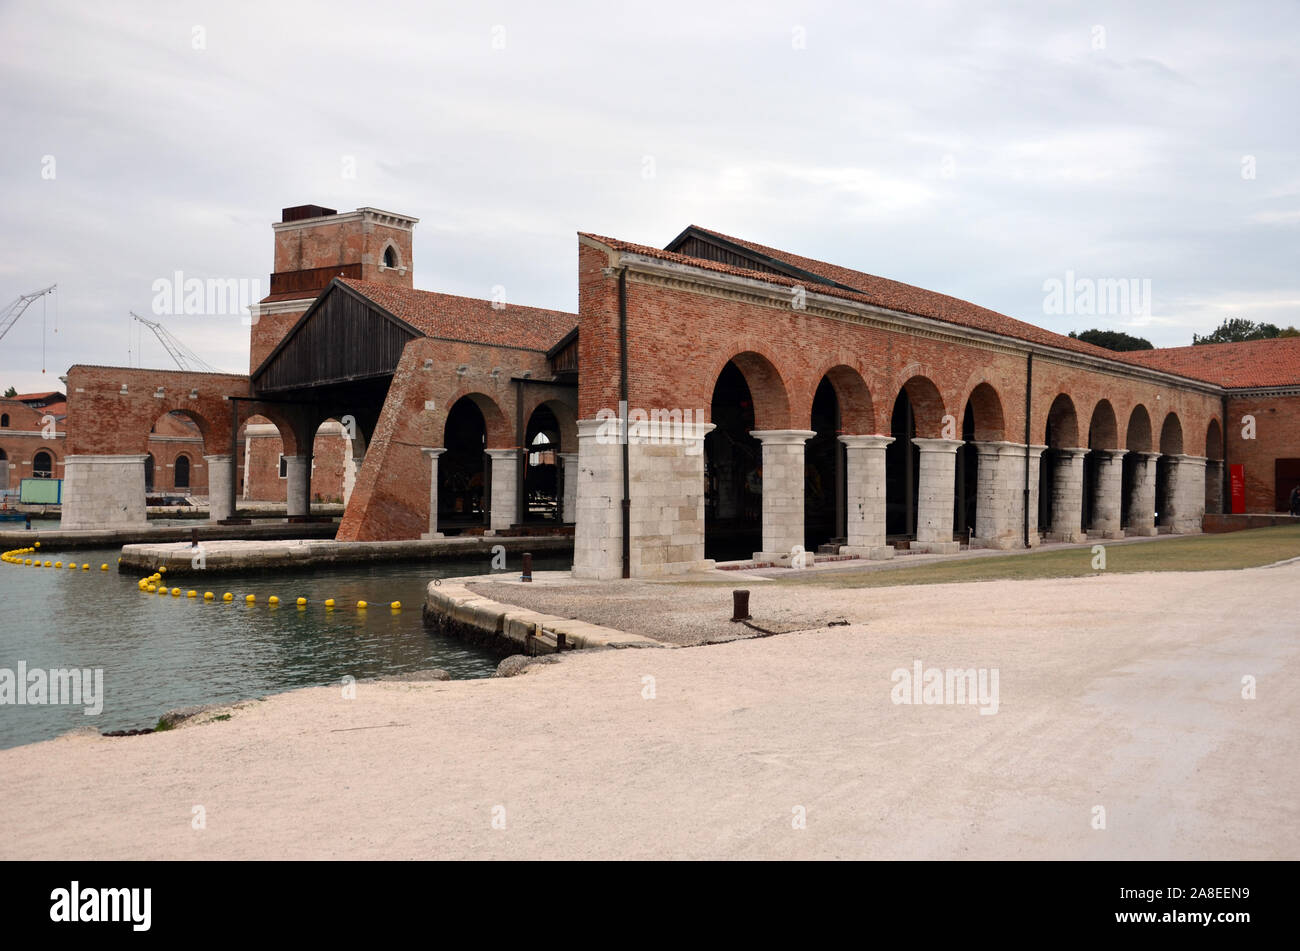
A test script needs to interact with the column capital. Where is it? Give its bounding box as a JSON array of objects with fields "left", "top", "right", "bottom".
[
  {"left": 202, "top": 454, "right": 232, "bottom": 463},
  {"left": 1054, "top": 446, "right": 1090, "bottom": 459},
  {"left": 421, "top": 447, "right": 447, "bottom": 459},
  {"left": 1170, "top": 453, "right": 1208, "bottom": 467},
  {"left": 1131, "top": 450, "right": 1161, "bottom": 461},
  {"left": 750, "top": 429, "right": 817, "bottom": 444},
  {"left": 911, "top": 437, "right": 964, "bottom": 453},
  {"left": 839, "top": 434, "right": 894, "bottom": 450},
  {"left": 971, "top": 439, "right": 1023, "bottom": 456},
  {"left": 485, "top": 448, "right": 518, "bottom": 459},
  {"left": 1094, "top": 447, "right": 1128, "bottom": 460}
]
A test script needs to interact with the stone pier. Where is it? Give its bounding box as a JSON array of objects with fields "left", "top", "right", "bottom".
[
  {"left": 421, "top": 447, "right": 445, "bottom": 539},
  {"left": 752, "top": 429, "right": 817, "bottom": 566},
  {"left": 912, "top": 437, "right": 963, "bottom": 554},
  {"left": 1088, "top": 449, "right": 1127, "bottom": 539},
  {"left": 1126, "top": 451, "right": 1159, "bottom": 536},
  {"left": 485, "top": 449, "right": 518, "bottom": 535},
  {"left": 205, "top": 454, "right": 233, "bottom": 522},
  {"left": 839, "top": 434, "right": 894, "bottom": 559},
  {"left": 558, "top": 451, "right": 578, "bottom": 524},
  {"left": 1167, "top": 454, "right": 1208, "bottom": 534},
  {"left": 1047, "top": 447, "right": 1088, "bottom": 543},
  {"left": 60, "top": 454, "right": 149, "bottom": 531},
  {"left": 284, "top": 455, "right": 310, "bottom": 518}
]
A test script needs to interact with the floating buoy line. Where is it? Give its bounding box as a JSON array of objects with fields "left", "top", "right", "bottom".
[{"left": 2, "top": 544, "right": 401, "bottom": 613}]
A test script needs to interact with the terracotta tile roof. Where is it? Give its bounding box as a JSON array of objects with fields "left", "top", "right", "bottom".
[
  {"left": 12, "top": 391, "right": 63, "bottom": 402},
  {"left": 339, "top": 279, "right": 576, "bottom": 352},
  {"left": 581, "top": 228, "right": 1132, "bottom": 363},
  {"left": 1115, "top": 336, "right": 1300, "bottom": 388}
]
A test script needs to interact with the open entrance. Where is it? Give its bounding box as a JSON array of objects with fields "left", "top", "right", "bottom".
[
  {"left": 805, "top": 377, "right": 843, "bottom": 550},
  {"left": 1121, "top": 405, "right": 1153, "bottom": 529},
  {"left": 1038, "top": 394, "right": 1080, "bottom": 533},
  {"left": 440, "top": 396, "right": 489, "bottom": 535},
  {"left": 886, "top": 390, "right": 920, "bottom": 540},
  {"left": 523, "top": 404, "right": 561, "bottom": 523},
  {"left": 1157, "top": 413, "right": 1183, "bottom": 529},
  {"left": 705, "top": 361, "right": 762, "bottom": 561}
]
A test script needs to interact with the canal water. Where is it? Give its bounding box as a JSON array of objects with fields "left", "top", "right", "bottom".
[{"left": 0, "top": 546, "right": 569, "bottom": 749}]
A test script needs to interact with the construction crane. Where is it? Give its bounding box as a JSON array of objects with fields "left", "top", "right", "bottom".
[
  {"left": 130, "top": 312, "right": 220, "bottom": 372},
  {"left": 0, "top": 284, "right": 56, "bottom": 344}
]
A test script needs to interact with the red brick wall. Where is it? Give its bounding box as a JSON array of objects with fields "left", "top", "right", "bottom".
[
  {"left": 1226, "top": 394, "right": 1300, "bottom": 512},
  {"left": 0, "top": 398, "right": 65, "bottom": 489}
]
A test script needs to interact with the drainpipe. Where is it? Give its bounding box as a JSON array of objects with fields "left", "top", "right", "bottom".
[
  {"left": 1023, "top": 353, "right": 1033, "bottom": 547},
  {"left": 515, "top": 380, "right": 525, "bottom": 527},
  {"left": 619, "top": 266, "right": 631, "bottom": 579},
  {"left": 1221, "top": 392, "right": 1229, "bottom": 514}
]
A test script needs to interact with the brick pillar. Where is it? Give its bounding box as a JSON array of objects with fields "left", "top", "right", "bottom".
[
  {"left": 1168, "top": 454, "right": 1207, "bottom": 534},
  {"left": 912, "top": 437, "right": 963, "bottom": 553},
  {"left": 751, "top": 429, "right": 816, "bottom": 566},
  {"left": 205, "top": 454, "right": 233, "bottom": 522},
  {"left": 485, "top": 449, "right": 518, "bottom": 535},
  {"left": 421, "top": 447, "right": 445, "bottom": 539},
  {"left": 284, "top": 455, "right": 310, "bottom": 517},
  {"left": 1127, "top": 451, "right": 1159, "bottom": 536},
  {"left": 558, "top": 452, "right": 578, "bottom": 524},
  {"left": 1205, "top": 460, "right": 1224, "bottom": 515},
  {"left": 839, "top": 434, "right": 894, "bottom": 560},
  {"left": 61, "top": 454, "right": 148, "bottom": 530},
  {"left": 1048, "top": 447, "right": 1088, "bottom": 543},
  {"left": 1088, "top": 449, "right": 1127, "bottom": 539}
]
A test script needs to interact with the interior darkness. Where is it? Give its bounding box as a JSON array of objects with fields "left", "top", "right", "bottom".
[
  {"left": 886, "top": 389, "right": 920, "bottom": 538},
  {"left": 524, "top": 404, "right": 559, "bottom": 522},
  {"left": 439, "top": 398, "right": 487, "bottom": 534},
  {"left": 956, "top": 403, "right": 978, "bottom": 540},
  {"left": 704, "top": 361, "right": 761, "bottom": 561},
  {"left": 805, "top": 377, "right": 842, "bottom": 550}
]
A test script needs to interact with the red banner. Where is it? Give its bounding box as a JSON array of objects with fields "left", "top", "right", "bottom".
[{"left": 1229, "top": 464, "right": 1246, "bottom": 514}]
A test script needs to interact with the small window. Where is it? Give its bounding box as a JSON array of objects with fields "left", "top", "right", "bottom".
[
  {"left": 175, "top": 454, "right": 191, "bottom": 489},
  {"left": 0, "top": 413, "right": 8, "bottom": 427},
  {"left": 383, "top": 245, "right": 398, "bottom": 269},
  {"left": 33, "top": 451, "right": 53, "bottom": 479},
  {"left": 278, "top": 454, "right": 287, "bottom": 479}
]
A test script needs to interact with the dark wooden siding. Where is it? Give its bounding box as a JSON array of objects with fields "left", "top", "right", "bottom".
[
  {"left": 672, "top": 236, "right": 788, "bottom": 277},
  {"left": 255, "top": 291, "right": 415, "bottom": 392},
  {"left": 269, "top": 263, "right": 362, "bottom": 296},
  {"left": 550, "top": 337, "right": 579, "bottom": 374}
]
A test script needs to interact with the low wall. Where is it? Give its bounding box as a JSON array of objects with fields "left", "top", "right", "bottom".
[{"left": 1204, "top": 513, "right": 1300, "bottom": 533}]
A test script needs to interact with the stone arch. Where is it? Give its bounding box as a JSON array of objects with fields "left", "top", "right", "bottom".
[
  {"left": 894, "top": 374, "right": 947, "bottom": 437},
  {"left": 1086, "top": 400, "right": 1119, "bottom": 450},
  {"left": 1124, "top": 405, "right": 1153, "bottom": 452},
  {"left": 962, "top": 382, "right": 1006, "bottom": 441},
  {"left": 444, "top": 390, "right": 512, "bottom": 449},
  {"left": 702, "top": 344, "right": 793, "bottom": 431},
  {"left": 812, "top": 361, "right": 874, "bottom": 434},
  {"left": 525, "top": 397, "right": 578, "bottom": 452},
  {"left": 1044, "top": 394, "right": 1080, "bottom": 448},
  {"left": 1205, "top": 418, "right": 1224, "bottom": 460},
  {"left": 1159, "top": 413, "right": 1184, "bottom": 455}
]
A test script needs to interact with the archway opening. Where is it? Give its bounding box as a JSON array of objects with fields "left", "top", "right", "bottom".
[
  {"left": 440, "top": 397, "right": 489, "bottom": 535},
  {"left": 1205, "top": 418, "right": 1224, "bottom": 514},
  {"left": 174, "top": 454, "right": 190, "bottom": 489},
  {"left": 1157, "top": 413, "right": 1184, "bottom": 529},
  {"left": 805, "top": 377, "right": 842, "bottom": 550},
  {"left": 1121, "top": 406, "right": 1153, "bottom": 530},
  {"left": 523, "top": 404, "right": 560, "bottom": 523},
  {"left": 149, "top": 410, "right": 206, "bottom": 497},
  {"left": 1039, "top": 394, "right": 1080, "bottom": 534},
  {"left": 885, "top": 390, "right": 920, "bottom": 539},
  {"left": 704, "top": 361, "right": 761, "bottom": 561}
]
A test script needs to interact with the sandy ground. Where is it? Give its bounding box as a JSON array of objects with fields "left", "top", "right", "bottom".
[{"left": 2, "top": 561, "right": 1298, "bottom": 860}]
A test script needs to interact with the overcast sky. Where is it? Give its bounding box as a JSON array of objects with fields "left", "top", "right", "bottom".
[{"left": 2, "top": 0, "right": 1297, "bottom": 395}]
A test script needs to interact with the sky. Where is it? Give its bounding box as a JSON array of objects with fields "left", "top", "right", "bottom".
[{"left": 1, "top": 0, "right": 1297, "bottom": 396}]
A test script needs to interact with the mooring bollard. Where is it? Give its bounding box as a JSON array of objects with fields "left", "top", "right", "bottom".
[
  {"left": 731, "top": 589, "right": 751, "bottom": 622},
  {"left": 521, "top": 552, "right": 533, "bottom": 582}
]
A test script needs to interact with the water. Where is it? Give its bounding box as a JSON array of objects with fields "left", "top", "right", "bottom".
[{"left": 0, "top": 547, "right": 569, "bottom": 749}]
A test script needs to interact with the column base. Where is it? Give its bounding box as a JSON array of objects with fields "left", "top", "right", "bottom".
[
  {"left": 971, "top": 535, "right": 1019, "bottom": 551},
  {"left": 1127, "top": 527, "right": 1158, "bottom": 537},
  {"left": 1044, "top": 531, "right": 1087, "bottom": 544},
  {"left": 420, "top": 532, "right": 445, "bottom": 540},
  {"left": 912, "top": 541, "right": 961, "bottom": 555},
  {"left": 839, "top": 545, "right": 895, "bottom": 560}
]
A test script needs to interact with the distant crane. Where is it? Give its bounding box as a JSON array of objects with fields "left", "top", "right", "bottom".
[
  {"left": 130, "top": 312, "right": 220, "bottom": 373},
  {"left": 0, "top": 284, "right": 56, "bottom": 344}
]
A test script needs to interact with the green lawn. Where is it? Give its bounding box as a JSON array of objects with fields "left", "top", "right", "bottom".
[{"left": 769, "top": 524, "right": 1300, "bottom": 589}]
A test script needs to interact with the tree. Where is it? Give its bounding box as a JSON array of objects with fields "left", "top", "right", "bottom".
[
  {"left": 1068, "top": 329, "right": 1154, "bottom": 352},
  {"left": 2, "top": 386, "right": 15, "bottom": 398},
  {"left": 1192, "top": 317, "right": 1295, "bottom": 345}
]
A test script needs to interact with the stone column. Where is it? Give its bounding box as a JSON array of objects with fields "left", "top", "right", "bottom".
[
  {"left": 1168, "top": 454, "right": 1207, "bottom": 534},
  {"left": 421, "top": 448, "right": 445, "bottom": 539},
  {"left": 485, "top": 448, "right": 518, "bottom": 535},
  {"left": 1126, "top": 451, "right": 1159, "bottom": 536},
  {"left": 283, "top": 455, "right": 310, "bottom": 517},
  {"left": 558, "top": 452, "right": 578, "bottom": 523},
  {"left": 971, "top": 441, "right": 1019, "bottom": 549},
  {"left": 839, "top": 435, "right": 894, "bottom": 560},
  {"left": 1205, "top": 459, "right": 1224, "bottom": 515},
  {"left": 205, "top": 454, "right": 233, "bottom": 522},
  {"left": 911, "top": 437, "right": 963, "bottom": 554},
  {"left": 1048, "top": 447, "right": 1088, "bottom": 543},
  {"left": 60, "top": 454, "right": 149, "bottom": 531},
  {"left": 1088, "top": 449, "right": 1127, "bottom": 539},
  {"left": 1019, "top": 445, "right": 1047, "bottom": 547},
  {"left": 751, "top": 429, "right": 816, "bottom": 566}
]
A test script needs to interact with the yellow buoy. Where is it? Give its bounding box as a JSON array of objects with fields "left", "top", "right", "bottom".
[
  {"left": 81, "top": 564, "right": 89, "bottom": 570},
  {"left": 324, "top": 598, "right": 335, "bottom": 608},
  {"left": 357, "top": 600, "right": 368, "bottom": 609},
  {"left": 100, "top": 564, "right": 108, "bottom": 571},
  {"left": 186, "top": 590, "right": 197, "bottom": 599},
  {"left": 245, "top": 594, "right": 255, "bottom": 603},
  {"left": 147, "top": 584, "right": 156, "bottom": 592},
  {"left": 171, "top": 587, "right": 181, "bottom": 596},
  {"left": 69, "top": 563, "right": 78, "bottom": 570},
  {"left": 204, "top": 591, "right": 214, "bottom": 600},
  {"left": 24, "top": 559, "right": 31, "bottom": 565},
  {"left": 296, "top": 597, "right": 307, "bottom": 606},
  {"left": 390, "top": 601, "right": 401, "bottom": 610},
  {"left": 43, "top": 561, "right": 51, "bottom": 567},
  {"left": 158, "top": 587, "right": 168, "bottom": 596},
  {"left": 33, "top": 541, "right": 39, "bottom": 548},
  {"left": 268, "top": 595, "right": 280, "bottom": 605},
  {"left": 158, "top": 566, "right": 166, "bottom": 573},
  {"left": 222, "top": 592, "right": 233, "bottom": 602},
  {"left": 54, "top": 561, "right": 62, "bottom": 568}
]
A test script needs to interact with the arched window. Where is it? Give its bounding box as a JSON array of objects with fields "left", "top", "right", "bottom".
[
  {"left": 175, "top": 454, "right": 191, "bottom": 489},
  {"left": 383, "top": 245, "right": 398, "bottom": 269},
  {"left": 1, "top": 413, "right": 9, "bottom": 427},
  {"left": 144, "top": 454, "right": 155, "bottom": 490},
  {"left": 33, "top": 451, "right": 53, "bottom": 478}
]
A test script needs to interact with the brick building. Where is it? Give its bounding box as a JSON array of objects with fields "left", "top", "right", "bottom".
[{"left": 54, "top": 204, "right": 1300, "bottom": 579}]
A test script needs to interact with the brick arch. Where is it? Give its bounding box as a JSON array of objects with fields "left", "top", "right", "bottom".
[
  {"left": 892, "top": 371, "right": 947, "bottom": 437},
  {"left": 525, "top": 397, "right": 578, "bottom": 452},
  {"left": 813, "top": 362, "right": 875, "bottom": 434},
  {"left": 1159, "top": 412, "right": 1184, "bottom": 455},
  {"left": 705, "top": 348, "right": 792, "bottom": 431},
  {"left": 962, "top": 381, "right": 1007, "bottom": 441},
  {"left": 1086, "top": 399, "right": 1119, "bottom": 450},
  {"left": 1124, "top": 404, "right": 1153, "bottom": 452},
  {"left": 246, "top": 407, "right": 303, "bottom": 457},
  {"left": 1204, "top": 417, "right": 1223, "bottom": 460},
  {"left": 444, "top": 391, "right": 512, "bottom": 449},
  {"left": 1045, "top": 394, "right": 1080, "bottom": 448}
]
